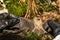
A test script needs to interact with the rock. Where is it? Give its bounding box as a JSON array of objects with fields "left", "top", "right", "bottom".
[{"left": 3, "top": 17, "right": 46, "bottom": 36}]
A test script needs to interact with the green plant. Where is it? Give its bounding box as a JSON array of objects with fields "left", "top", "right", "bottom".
[
  {"left": 4, "top": 0, "right": 27, "bottom": 16},
  {"left": 26, "top": 31, "right": 39, "bottom": 40}
]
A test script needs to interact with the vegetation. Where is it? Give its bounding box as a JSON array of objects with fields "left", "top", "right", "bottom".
[
  {"left": 35, "top": 0, "right": 56, "bottom": 12},
  {"left": 3, "top": 0, "right": 56, "bottom": 16},
  {"left": 4, "top": 0, "right": 27, "bottom": 16},
  {"left": 26, "top": 31, "right": 39, "bottom": 40}
]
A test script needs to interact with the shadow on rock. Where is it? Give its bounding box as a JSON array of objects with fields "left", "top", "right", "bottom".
[{"left": 0, "top": 33, "right": 27, "bottom": 40}]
